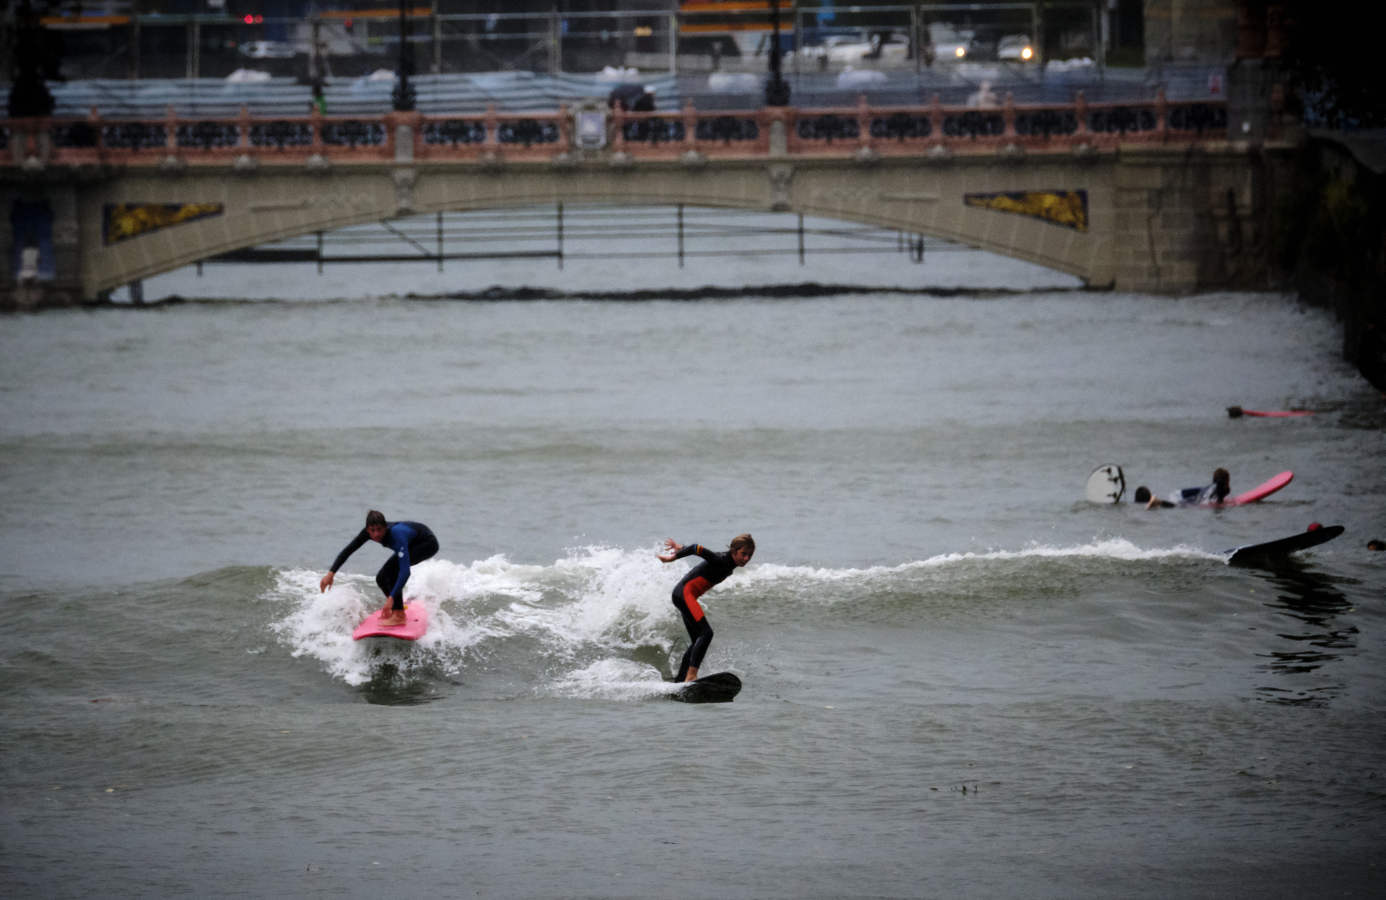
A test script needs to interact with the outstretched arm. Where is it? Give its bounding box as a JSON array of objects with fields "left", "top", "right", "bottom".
[
  {"left": 321, "top": 528, "right": 370, "bottom": 591},
  {"left": 658, "top": 540, "right": 713, "bottom": 563}
]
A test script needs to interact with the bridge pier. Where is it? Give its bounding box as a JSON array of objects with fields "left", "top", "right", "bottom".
[
  {"left": 1, "top": 179, "right": 85, "bottom": 310},
  {"left": 1107, "top": 148, "right": 1272, "bottom": 293}
]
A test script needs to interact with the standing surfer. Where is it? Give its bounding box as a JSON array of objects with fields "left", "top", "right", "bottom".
[
  {"left": 320, "top": 510, "right": 439, "bottom": 626},
  {"left": 658, "top": 534, "right": 755, "bottom": 683}
]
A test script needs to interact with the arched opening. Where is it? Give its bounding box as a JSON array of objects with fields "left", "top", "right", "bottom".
[
  {"left": 112, "top": 203, "right": 1083, "bottom": 302},
  {"left": 10, "top": 199, "right": 55, "bottom": 283}
]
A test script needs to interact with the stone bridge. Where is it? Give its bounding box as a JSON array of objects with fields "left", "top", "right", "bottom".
[{"left": 2, "top": 90, "right": 1280, "bottom": 307}]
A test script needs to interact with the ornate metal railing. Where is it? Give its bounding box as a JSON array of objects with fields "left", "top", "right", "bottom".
[{"left": 2, "top": 91, "right": 1235, "bottom": 169}]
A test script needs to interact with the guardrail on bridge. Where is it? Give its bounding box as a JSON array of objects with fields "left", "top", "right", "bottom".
[{"left": 3, "top": 91, "right": 1230, "bottom": 168}]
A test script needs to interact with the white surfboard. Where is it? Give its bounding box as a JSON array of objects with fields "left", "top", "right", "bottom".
[{"left": 1084, "top": 464, "right": 1125, "bottom": 504}]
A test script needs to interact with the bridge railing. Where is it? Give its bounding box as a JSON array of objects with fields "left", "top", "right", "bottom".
[
  {"left": 3, "top": 91, "right": 1229, "bottom": 168},
  {"left": 775, "top": 91, "right": 1230, "bottom": 156}
]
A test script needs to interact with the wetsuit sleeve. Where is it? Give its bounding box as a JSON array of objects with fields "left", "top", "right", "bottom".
[
  {"left": 672, "top": 543, "right": 716, "bottom": 562},
  {"left": 329, "top": 528, "right": 370, "bottom": 573}
]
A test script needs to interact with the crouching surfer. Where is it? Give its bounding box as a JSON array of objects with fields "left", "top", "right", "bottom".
[
  {"left": 320, "top": 510, "right": 439, "bottom": 626},
  {"left": 657, "top": 534, "right": 755, "bottom": 683}
]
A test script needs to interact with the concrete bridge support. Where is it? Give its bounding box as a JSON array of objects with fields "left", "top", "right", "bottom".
[
  {"left": 2, "top": 177, "right": 85, "bottom": 310},
  {"left": 1111, "top": 148, "right": 1266, "bottom": 292}
]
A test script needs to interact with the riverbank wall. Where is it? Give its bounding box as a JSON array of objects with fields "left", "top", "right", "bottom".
[{"left": 1272, "top": 132, "right": 1386, "bottom": 392}]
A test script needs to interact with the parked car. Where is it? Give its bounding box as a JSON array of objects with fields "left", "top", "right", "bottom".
[
  {"left": 238, "top": 40, "right": 298, "bottom": 59},
  {"left": 789, "top": 30, "right": 910, "bottom": 67},
  {"left": 998, "top": 34, "right": 1035, "bottom": 62},
  {"left": 926, "top": 23, "right": 978, "bottom": 62},
  {"left": 862, "top": 30, "right": 911, "bottom": 63}
]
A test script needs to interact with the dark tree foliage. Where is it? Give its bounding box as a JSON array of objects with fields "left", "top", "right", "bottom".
[
  {"left": 6, "top": 1, "right": 62, "bottom": 118},
  {"left": 1278, "top": 0, "right": 1384, "bottom": 128}
]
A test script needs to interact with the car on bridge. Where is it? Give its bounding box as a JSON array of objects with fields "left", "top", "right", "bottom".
[
  {"left": 238, "top": 40, "right": 299, "bottom": 59},
  {"left": 784, "top": 29, "right": 911, "bottom": 68},
  {"left": 997, "top": 34, "right": 1035, "bottom": 62},
  {"left": 926, "top": 23, "right": 980, "bottom": 62}
]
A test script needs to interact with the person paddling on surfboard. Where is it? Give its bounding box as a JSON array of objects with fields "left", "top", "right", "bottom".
[
  {"left": 658, "top": 534, "right": 754, "bottom": 683},
  {"left": 1135, "top": 468, "right": 1230, "bottom": 509},
  {"left": 1133, "top": 486, "right": 1175, "bottom": 509},
  {"left": 320, "top": 510, "right": 439, "bottom": 627}
]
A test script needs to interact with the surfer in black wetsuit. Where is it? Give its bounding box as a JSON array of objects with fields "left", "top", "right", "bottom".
[
  {"left": 319, "top": 510, "right": 439, "bottom": 626},
  {"left": 658, "top": 534, "right": 754, "bottom": 683}
]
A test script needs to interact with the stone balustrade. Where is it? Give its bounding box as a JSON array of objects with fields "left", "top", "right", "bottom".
[{"left": 2, "top": 91, "right": 1230, "bottom": 170}]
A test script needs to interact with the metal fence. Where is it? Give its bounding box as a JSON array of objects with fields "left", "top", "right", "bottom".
[{"left": 34, "top": 3, "right": 1107, "bottom": 82}]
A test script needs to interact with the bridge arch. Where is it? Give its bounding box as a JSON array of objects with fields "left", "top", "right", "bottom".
[{"left": 82, "top": 155, "right": 1122, "bottom": 297}]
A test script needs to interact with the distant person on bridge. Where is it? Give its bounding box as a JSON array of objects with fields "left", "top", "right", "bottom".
[
  {"left": 607, "top": 83, "right": 655, "bottom": 112},
  {"left": 320, "top": 510, "right": 438, "bottom": 627},
  {"left": 658, "top": 534, "right": 754, "bottom": 683}
]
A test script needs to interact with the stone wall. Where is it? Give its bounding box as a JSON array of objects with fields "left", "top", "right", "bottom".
[
  {"left": 1107, "top": 146, "right": 1276, "bottom": 293},
  {"left": 1275, "top": 135, "right": 1386, "bottom": 391}
]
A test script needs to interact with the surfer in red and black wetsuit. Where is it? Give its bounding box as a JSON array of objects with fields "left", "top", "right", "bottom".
[{"left": 658, "top": 534, "right": 755, "bottom": 683}]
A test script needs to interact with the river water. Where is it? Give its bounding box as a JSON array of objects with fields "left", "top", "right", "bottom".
[{"left": 2, "top": 213, "right": 1384, "bottom": 898}]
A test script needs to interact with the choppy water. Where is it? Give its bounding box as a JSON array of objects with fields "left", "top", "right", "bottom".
[{"left": 2, "top": 231, "right": 1385, "bottom": 898}]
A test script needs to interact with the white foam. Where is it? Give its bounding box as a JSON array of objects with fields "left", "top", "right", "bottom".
[
  {"left": 266, "top": 545, "right": 683, "bottom": 686},
  {"left": 741, "top": 539, "right": 1220, "bottom": 587},
  {"left": 544, "top": 658, "right": 674, "bottom": 702},
  {"left": 266, "top": 539, "right": 1220, "bottom": 686}
]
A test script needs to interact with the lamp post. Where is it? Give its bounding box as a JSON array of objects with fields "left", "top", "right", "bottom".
[
  {"left": 765, "top": 0, "right": 790, "bottom": 106},
  {"left": 392, "top": 0, "right": 416, "bottom": 111},
  {"left": 6, "top": 0, "right": 56, "bottom": 118}
]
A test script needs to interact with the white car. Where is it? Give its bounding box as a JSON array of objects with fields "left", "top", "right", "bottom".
[
  {"left": 790, "top": 31, "right": 910, "bottom": 67},
  {"left": 998, "top": 34, "right": 1035, "bottom": 62},
  {"left": 238, "top": 40, "right": 298, "bottom": 59},
  {"left": 926, "top": 23, "right": 977, "bottom": 62}
]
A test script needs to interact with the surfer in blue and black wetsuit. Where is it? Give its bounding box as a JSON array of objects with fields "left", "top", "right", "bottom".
[
  {"left": 320, "top": 510, "right": 439, "bottom": 626},
  {"left": 658, "top": 534, "right": 754, "bottom": 683},
  {"left": 1134, "top": 468, "right": 1230, "bottom": 509}
]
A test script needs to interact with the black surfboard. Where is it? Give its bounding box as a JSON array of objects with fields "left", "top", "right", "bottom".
[
  {"left": 668, "top": 672, "right": 742, "bottom": 704},
  {"left": 1225, "top": 524, "right": 1344, "bottom": 567}
]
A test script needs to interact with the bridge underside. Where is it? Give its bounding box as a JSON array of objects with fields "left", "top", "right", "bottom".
[{"left": 4, "top": 148, "right": 1266, "bottom": 302}]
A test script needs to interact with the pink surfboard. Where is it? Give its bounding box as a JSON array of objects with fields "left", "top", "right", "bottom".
[
  {"left": 1227, "top": 406, "right": 1314, "bottom": 418},
  {"left": 1207, "top": 470, "right": 1293, "bottom": 507},
  {"left": 352, "top": 603, "right": 428, "bottom": 641}
]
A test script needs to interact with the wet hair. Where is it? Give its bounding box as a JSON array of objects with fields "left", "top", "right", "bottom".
[
  {"left": 1368, "top": 539, "right": 1385, "bottom": 551},
  {"left": 1133, "top": 486, "right": 1152, "bottom": 503},
  {"left": 1211, "top": 468, "right": 1231, "bottom": 501},
  {"left": 365, "top": 510, "right": 387, "bottom": 528},
  {"left": 729, "top": 533, "right": 755, "bottom": 555}
]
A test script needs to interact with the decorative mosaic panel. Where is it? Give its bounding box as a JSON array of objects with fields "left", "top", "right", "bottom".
[
  {"left": 103, "top": 202, "right": 224, "bottom": 245},
  {"left": 963, "top": 190, "right": 1088, "bottom": 232}
]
